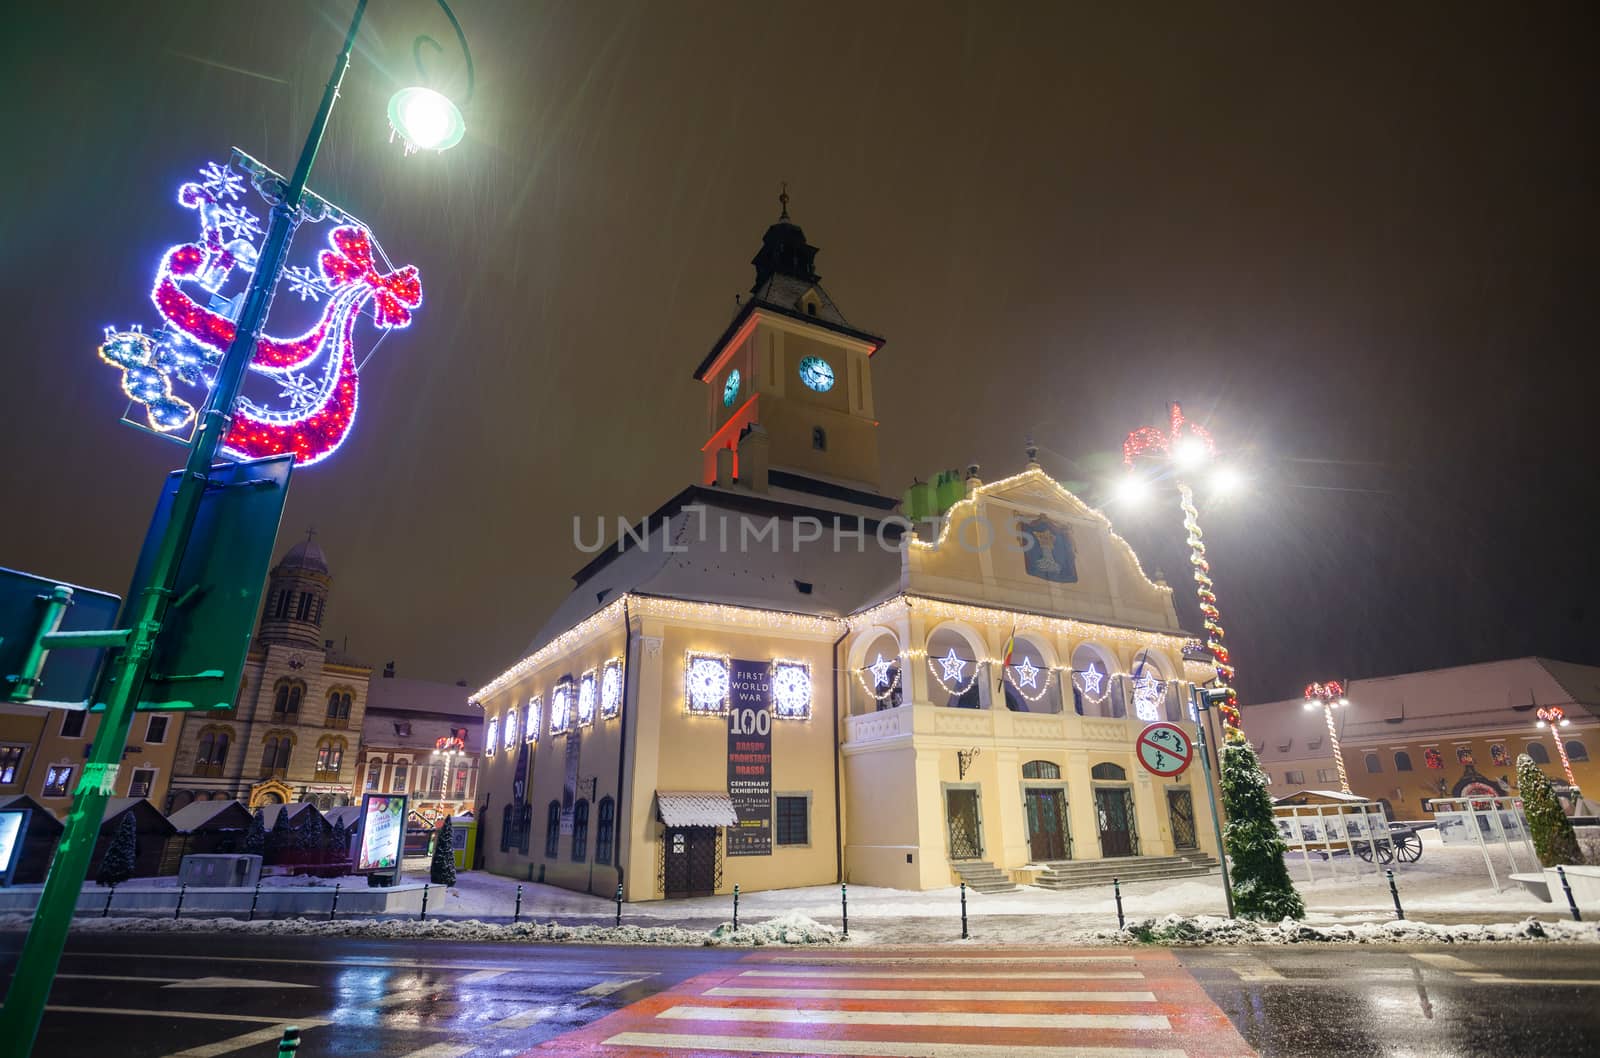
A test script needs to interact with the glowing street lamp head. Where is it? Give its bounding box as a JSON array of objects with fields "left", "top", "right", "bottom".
[
  {"left": 388, "top": 86, "right": 466, "bottom": 154},
  {"left": 1211, "top": 464, "right": 1246, "bottom": 496},
  {"left": 1114, "top": 474, "right": 1151, "bottom": 506},
  {"left": 1173, "top": 434, "right": 1210, "bottom": 470}
]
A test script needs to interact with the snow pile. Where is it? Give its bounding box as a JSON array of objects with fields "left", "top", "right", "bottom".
[
  {"left": 0, "top": 911, "right": 841, "bottom": 948},
  {"left": 1114, "top": 913, "right": 1600, "bottom": 946}
]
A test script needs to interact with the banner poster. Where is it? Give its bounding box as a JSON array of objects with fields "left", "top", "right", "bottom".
[
  {"left": 0, "top": 810, "right": 26, "bottom": 885},
  {"left": 355, "top": 793, "right": 408, "bottom": 873},
  {"left": 561, "top": 727, "right": 581, "bottom": 835},
  {"left": 1435, "top": 810, "right": 1471, "bottom": 845},
  {"left": 512, "top": 740, "right": 530, "bottom": 806},
  {"left": 727, "top": 658, "right": 773, "bottom": 856}
]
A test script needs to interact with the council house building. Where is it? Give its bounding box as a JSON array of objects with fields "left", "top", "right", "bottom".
[{"left": 472, "top": 202, "right": 1220, "bottom": 900}]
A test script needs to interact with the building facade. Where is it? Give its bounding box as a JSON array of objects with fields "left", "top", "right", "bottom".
[
  {"left": 358, "top": 669, "right": 483, "bottom": 827},
  {"left": 1245, "top": 657, "right": 1600, "bottom": 817},
  {"left": 472, "top": 205, "right": 1219, "bottom": 900},
  {"left": 0, "top": 700, "right": 184, "bottom": 819},
  {"left": 166, "top": 537, "right": 373, "bottom": 811}
]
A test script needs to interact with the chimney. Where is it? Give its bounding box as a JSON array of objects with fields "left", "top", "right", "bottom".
[
  {"left": 383, "top": 661, "right": 396, "bottom": 679},
  {"left": 737, "top": 422, "right": 770, "bottom": 493}
]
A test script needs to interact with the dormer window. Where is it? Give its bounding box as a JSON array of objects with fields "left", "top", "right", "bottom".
[
  {"left": 812, "top": 427, "right": 827, "bottom": 451},
  {"left": 806, "top": 301, "right": 817, "bottom": 316}
]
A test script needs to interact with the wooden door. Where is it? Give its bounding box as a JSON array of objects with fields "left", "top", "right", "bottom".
[
  {"left": 664, "top": 826, "right": 718, "bottom": 897},
  {"left": 1025, "top": 787, "right": 1069, "bottom": 861},
  {"left": 1095, "top": 787, "right": 1135, "bottom": 858}
]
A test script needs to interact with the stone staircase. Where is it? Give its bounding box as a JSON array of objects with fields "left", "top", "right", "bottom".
[
  {"left": 950, "top": 860, "right": 1018, "bottom": 894},
  {"left": 1032, "top": 851, "right": 1219, "bottom": 891}
]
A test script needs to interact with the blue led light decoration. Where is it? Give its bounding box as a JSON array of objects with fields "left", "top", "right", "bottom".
[{"left": 798, "top": 356, "right": 834, "bottom": 392}]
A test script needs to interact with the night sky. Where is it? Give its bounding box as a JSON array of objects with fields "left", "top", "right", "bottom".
[{"left": 1, "top": 1, "right": 1594, "bottom": 702}]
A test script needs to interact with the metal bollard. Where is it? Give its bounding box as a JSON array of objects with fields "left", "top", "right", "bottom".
[
  {"left": 276, "top": 1026, "right": 301, "bottom": 1057},
  {"left": 175, "top": 883, "right": 188, "bottom": 921},
  {"left": 419, "top": 883, "right": 430, "bottom": 921},
  {"left": 960, "top": 882, "right": 969, "bottom": 940},
  {"left": 733, "top": 884, "right": 740, "bottom": 930},
  {"left": 514, "top": 884, "right": 523, "bottom": 923},
  {"left": 1113, "top": 878, "right": 1124, "bottom": 929},
  {"left": 329, "top": 883, "right": 341, "bottom": 921},
  {"left": 841, "top": 883, "right": 849, "bottom": 938},
  {"left": 615, "top": 883, "right": 624, "bottom": 927},
  {"left": 248, "top": 881, "right": 262, "bottom": 922},
  {"left": 103, "top": 883, "right": 115, "bottom": 919},
  {"left": 1557, "top": 866, "right": 1582, "bottom": 922},
  {"left": 1386, "top": 869, "right": 1405, "bottom": 921}
]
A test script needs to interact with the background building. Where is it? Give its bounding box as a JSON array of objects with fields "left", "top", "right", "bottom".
[
  {"left": 166, "top": 536, "right": 372, "bottom": 811},
  {"left": 1245, "top": 657, "right": 1599, "bottom": 817},
  {"left": 472, "top": 206, "right": 1220, "bottom": 900},
  {"left": 358, "top": 666, "right": 483, "bottom": 827}
]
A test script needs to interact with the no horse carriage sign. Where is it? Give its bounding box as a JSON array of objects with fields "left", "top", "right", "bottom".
[{"left": 1137, "top": 721, "right": 1194, "bottom": 777}]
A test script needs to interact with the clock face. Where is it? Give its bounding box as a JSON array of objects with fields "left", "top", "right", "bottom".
[
  {"left": 722, "top": 369, "right": 741, "bottom": 407},
  {"left": 798, "top": 356, "right": 834, "bottom": 393}
]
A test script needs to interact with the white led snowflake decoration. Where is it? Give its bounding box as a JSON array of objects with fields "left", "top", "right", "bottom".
[
  {"left": 772, "top": 661, "right": 812, "bottom": 719},
  {"left": 1132, "top": 670, "right": 1165, "bottom": 722},
  {"left": 484, "top": 715, "right": 498, "bottom": 757},
  {"left": 600, "top": 659, "right": 623, "bottom": 718},
  {"left": 198, "top": 161, "right": 244, "bottom": 200},
  {"left": 686, "top": 654, "right": 730, "bottom": 714},
  {"left": 285, "top": 264, "right": 328, "bottom": 303},
  {"left": 503, "top": 706, "right": 519, "bottom": 750},
  {"left": 577, "top": 671, "right": 597, "bottom": 726},
  {"left": 526, "top": 695, "right": 541, "bottom": 743},
  {"left": 550, "top": 682, "right": 572, "bottom": 733}
]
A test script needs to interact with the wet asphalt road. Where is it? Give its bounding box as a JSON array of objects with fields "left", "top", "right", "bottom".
[{"left": 1, "top": 932, "right": 1597, "bottom": 1057}]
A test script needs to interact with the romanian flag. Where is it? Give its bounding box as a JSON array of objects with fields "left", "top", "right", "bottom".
[{"left": 1002, "top": 625, "right": 1016, "bottom": 672}]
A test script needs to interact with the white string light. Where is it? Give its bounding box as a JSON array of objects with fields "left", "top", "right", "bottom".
[
  {"left": 1004, "top": 661, "right": 1056, "bottom": 703},
  {"left": 927, "top": 652, "right": 982, "bottom": 696},
  {"left": 851, "top": 661, "right": 902, "bottom": 702},
  {"left": 550, "top": 679, "right": 573, "bottom": 734},
  {"left": 686, "top": 652, "right": 731, "bottom": 715},
  {"left": 576, "top": 670, "right": 597, "bottom": 727},
  {"left": 525, "top": 695, "right": 541, "bottom": 743}
]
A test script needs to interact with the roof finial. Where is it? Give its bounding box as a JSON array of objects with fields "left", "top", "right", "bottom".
[
  {"left": 305, "top": 525, "right": 318, "bottom": 544},
  {"left": 778, "top": 181, "right": 790, "bottom": 221},
  {"left": 1025, "top": 436, "right": 1039, "bottom": 466}
]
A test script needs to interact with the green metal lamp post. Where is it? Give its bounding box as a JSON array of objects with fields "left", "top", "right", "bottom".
[{"left": 0, "top": 3, "right": 472, "bottom": 1053}]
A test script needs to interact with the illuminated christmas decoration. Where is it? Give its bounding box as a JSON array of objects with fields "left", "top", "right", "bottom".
[
  {"left": 98, "top": 156, "right": 423, "bottom": 467},
  {"left": 686, "top": 654, "right": 731, "bottom": 715},
  {"left": 1122, "top": 403, "right": 1243, "bottom": 742},
  {"left": 929, "top": 648, "right": 980, "bottom": 695},
  {"left": 771, "top": 660, "right": 812, "bottom": 719},
  {"left": 937, "top": 648, "right": 968, "bottom": 683},
  {"left": 600, "top": 659, "right": 623, "bottom": 719},
  {"left": 1075, "top": 663, "right": 1105, "bottom": 698},
  {"left": 1302, "top": 680, "right": 1350, "bottom": 793},
  {"left": 550, "top": 680, "right": 572, "bottom": 734},
  {"left": 1003, "top": 658, "right": 1054, "bottom": 704},
  {"left": 503, "top": 705, "right": 518, "bottom": 751},
  {"left": 577, "top": 671, "right": 597, "bottom": 727},
  {"left": 1131, "top": 670, "right": 1165, "bottom": 722},
  {"left": 1013, "top": 657, "right": 1040, "bottom": 689},
  {"left": 525, "top": 695, "right": 541, "bottom": 743},
  {"left": 1536, "top": 706, "right": 1578, "bottom": 786},
  {"left": 1424, "top": 747, "right": 1444, "bottom": 769},
  {"left": 484, "top": 715, "right": 498, "bottom": 757},
  {"left": 868, "top": 653, "right": 894, "bottom": 689}
]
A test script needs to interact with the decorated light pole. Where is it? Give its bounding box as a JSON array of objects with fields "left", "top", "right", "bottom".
[
  {"left": 1536, "top": 706, "right": 1578, "bottom": 788},
  {"left": 1121, "top": 403, "right": 1244, "bottom": 742},
  {"left": 0, "top": 3, "right": 472, "bottom": 1051},
  {"left": 1303, "top": 680, "right": 1351, "bottom": 793}
]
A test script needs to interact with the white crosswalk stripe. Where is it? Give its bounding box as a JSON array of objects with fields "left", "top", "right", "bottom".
[
  {"left": 704, "top": 986, "right": 1159, "bottom": 1002},
  {"left": 602, "top": 1034, "right": 1186, "bottom": 1058},
  {"left": 658, "top": 1006, "right": 1171, "bottom": 1030}
]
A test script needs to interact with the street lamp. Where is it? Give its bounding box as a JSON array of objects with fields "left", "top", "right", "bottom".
[
  {"left": 1303, "top": 680, "right": 1351, "bottom": 793},
  {"left": 0, "top": 2, "right": 474, "bottom": 1051},
  {"left": 1536, "top": 706, "right": 1578, "bottom": 787},
  {"left": 388, "top": 3, "right": 475, "bottom": 154},
  {"left": 1121, "top": 402, "right": 1246, "bottom": 743}
]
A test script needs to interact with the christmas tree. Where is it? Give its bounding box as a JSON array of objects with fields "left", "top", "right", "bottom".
[
  {"left": 1517, "top": 753, "right": 1582, "bottom": 867},
  {"left": 96, "top": 811, "right": 138, "bottom": 887},
  {"left": 1219, "top": 741, "right": 1305, "bottom": 920},
  {"left": 430, "top": 821, "right": 457, "bottom": 886},
  {"left": 244, "top": 809, "right": 266, "bottom": 856},
  {"left": 327, "top": 820, "right": 350, "bottom": 865}
]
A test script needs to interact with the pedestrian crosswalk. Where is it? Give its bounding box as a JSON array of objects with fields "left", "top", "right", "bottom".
[{"left": 525, "top": 947, "right": 1257, "bottom": 1057}]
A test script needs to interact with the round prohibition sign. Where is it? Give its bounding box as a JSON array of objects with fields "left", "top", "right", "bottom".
[{"left": 1136, "top": 721, "right": 1194, "bottom": 777}]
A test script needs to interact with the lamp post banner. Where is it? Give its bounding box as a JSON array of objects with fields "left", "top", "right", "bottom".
[{"left": 727, "top": 658, "right": 773, "bottom": 856}]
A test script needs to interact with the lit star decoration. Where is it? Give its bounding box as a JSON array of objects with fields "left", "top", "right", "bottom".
[
  {"left": 600, "top": 659, "right": 623, "bottom": 719},
  {"left": 97, "top": 157, "right": 423, "bottom": 466},
  {"left": 930, "top": 647, "right": 980, "bottom": 695},
  {"left": 686, "top": 654, "right": 731, "bottom": 715},
  {"left": 772, "top": 661, "right": 812, "bottom": 720},
  {"left": 525, "top": 696, "right": 541, "bottom": 743},
  {"left": 577, "top": 671, "right": 597, "bottom": 727},
  {"left": 868, "top": 654, "right": 894, "bottom": 689},
  {"left": 550, "top": 681, "right": 572, "bottom": 734},
  {"left": 1132, "top": 670, "right": 1165, "bottom": 722},
  {"left": 938, "top": 648, "right": 968, "bottom": 682},
  {"left": 484, "top": 716, "right": 498, "bottom": 758},
  {"left": 1015, "top": 657, "right": 1040, "bottom": 689},
  {"left": 503, "top": 706, "right": 518, "bottom": 751},
  {"left": 1076, "top": 663, "right": 1105, "bottom": 697}
]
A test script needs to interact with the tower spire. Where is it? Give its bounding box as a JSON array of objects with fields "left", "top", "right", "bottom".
[{"left": 778, "top": 181, "right": 790, "bottom": 220}]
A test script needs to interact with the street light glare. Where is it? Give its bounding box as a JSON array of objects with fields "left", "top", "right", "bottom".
[
  {"left": 389, "top": 86, "right": 466, "bottom": 154},
  {"left": 1174, "top": 436, "right": 1210, "bottom": 469},
  {"left": 1211, "top": 465, "right": 1246, "bottom": 495},
  {"left": 1114, "top": 474, "right": 1150, "bottom": 506}
]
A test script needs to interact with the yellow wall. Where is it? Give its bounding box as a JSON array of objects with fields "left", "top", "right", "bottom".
[
  {"left": 16, "top": 704, "right": 183, "bottom": 816},
  {"left": 1342, "top": 729, "right": 1599, "bottom": 813}
]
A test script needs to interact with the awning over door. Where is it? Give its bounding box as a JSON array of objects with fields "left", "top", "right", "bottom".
[{"left": 656, "top": 791, "right": 738, "bottom": 827}]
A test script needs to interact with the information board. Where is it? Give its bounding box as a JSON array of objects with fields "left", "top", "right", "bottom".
[{"left": 355, "top": 793, "right": 408, "bottom": 874}]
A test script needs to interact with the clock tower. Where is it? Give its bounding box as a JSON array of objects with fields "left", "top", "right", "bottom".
[{"left": 693, "top": 194, "right": 887, "bottom": 494}]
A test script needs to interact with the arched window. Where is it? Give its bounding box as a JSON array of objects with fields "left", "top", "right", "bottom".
[
  {"left": 1526, "top": 742, "right": 1550, "bottom": 764},
  {"left": 195, "top": 726, "right": 231, "bottom": 777},
  {"left": 504, "top": 706, "right": 519, "bottom": 750},
  {"left": 852, "top": 629, "right": 902, "bottom": 715},
  {"left": 518, "top": 804, "right": 532, "bottom": 855},
  {"left": 1394, "top": 751, "right": 1413, "bottom": 772},
  {"left": 364, "top": 760, "right": 382, "bottom": 790},
  {"left": 545, "top": 801, "right": 561, "bottom": 858},
  {"left": 392, "top": 761, "right": 409, "bottom": 792},
  {"left": 272, "top": 679, "right": 303, "bottom": 721},
  {"left": 274, "top": 591, "right": 292, "bottom": 619},
  {"left": 1002, "top": 637, "right": 1060, "bottom": 715},
  {"left": 1021, "top": 760, "right": 1061, "bottom": 780},
  {"left": 596, "top": 797, "right": 616, "bottom": 865},
  {"left": 314, "top": 737, "right": 344, "bottom": 777},
  {"left": 1566, "top": 741, "right": 1589, "bottom": 763},
  {"left": 926, "top": 624, "right": 984, "bottom": 709},
  {"left": 1364, "top": 752, "right": 1382, "bottom": 773},
  {"left": 1091, "top": 762, "right": 1126, "bottom": 781},
  {"left": 1070, "top": 644, "right": 1117, "bottom": 718},
  {"left": 571, "top": 800, "right": 590, "bottom": 862},
  {"left": 484, "top": 715, "right": 498, "bottom": 757},
  {"left": 296, "top": 593, "right": 315, "bottom": 621},
  {"left": 325, "top": 690, "right": 352, "bottom": 726},
  {"left": 260, "top": 733, "right": 292, "bottom": 777}
]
